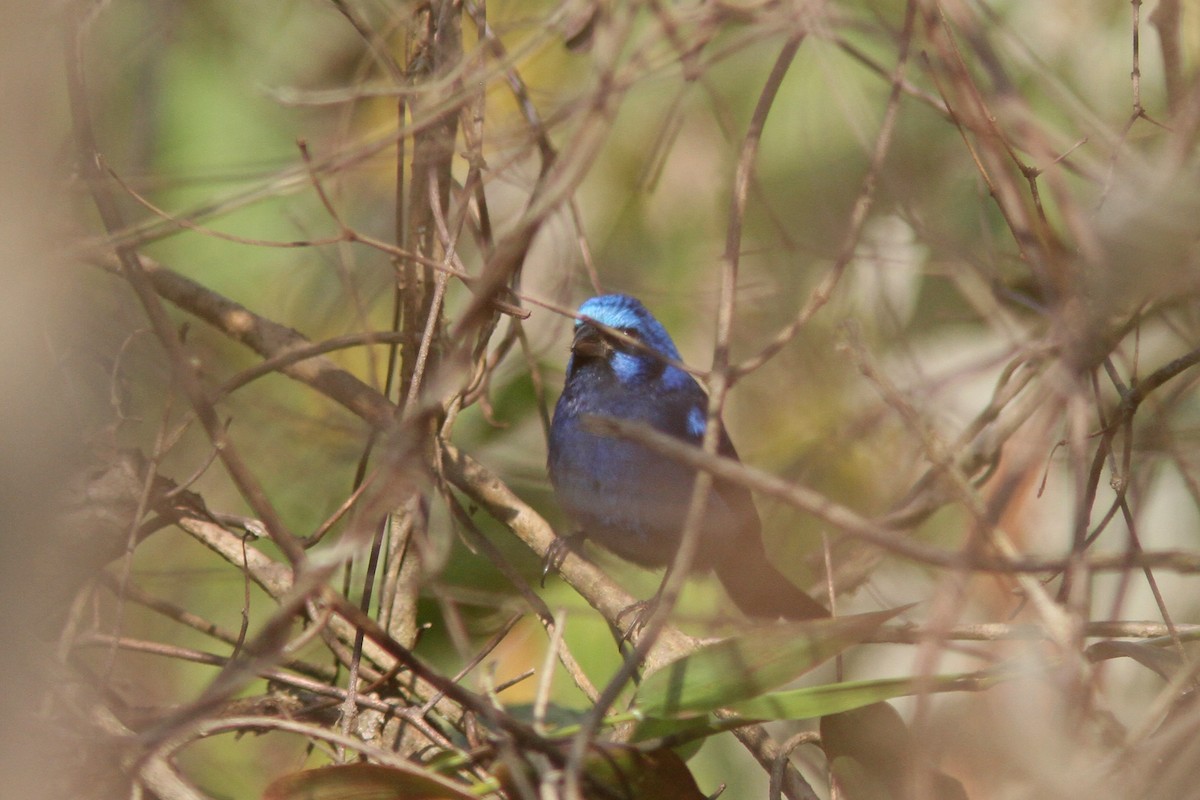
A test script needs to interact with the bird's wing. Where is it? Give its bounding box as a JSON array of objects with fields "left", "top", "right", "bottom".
[
  {"left": 712, "top": 423, "right": 762, "bottom": 537},
  {"left": 676, "top": 389, "right": 761, "bottom": 537}
]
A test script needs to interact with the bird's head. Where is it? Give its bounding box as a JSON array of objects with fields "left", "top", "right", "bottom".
[{"left": 568, "top": 294, "right": 688, "bottom": 386}]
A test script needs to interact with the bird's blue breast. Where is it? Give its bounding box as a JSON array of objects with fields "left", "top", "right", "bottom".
[{"left": 547, "top": 362, "right": 731, "bottom": 570}]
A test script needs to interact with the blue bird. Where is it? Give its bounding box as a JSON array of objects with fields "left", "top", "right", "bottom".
[{"left": 547, "top": 294, "right": 828, "bottom": 621}]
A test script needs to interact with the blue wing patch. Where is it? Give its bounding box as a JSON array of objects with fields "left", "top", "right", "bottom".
[{"left": 687, "top": 405, "right": 706, "bottom": 441}]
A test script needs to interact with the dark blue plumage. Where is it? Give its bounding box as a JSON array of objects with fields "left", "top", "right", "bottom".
[{"left": 547, "top": 294, "right": 828, "bottom": 620}]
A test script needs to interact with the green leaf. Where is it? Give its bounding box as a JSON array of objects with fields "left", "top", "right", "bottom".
[
  {"left": 262, "top": 763, "right": 479, "bottom": 800},
  {"left": 627, "top": 713, "right": 745, "bottom": 749},
  {"left": 636, "top": 607, "right": 907, "bottom": 719},
  {"left": 727, "top": 668, "right": 1008, "bottom": 721},
  {"left": 630, "top": 664, "right": 1019, "bottom": 744}
]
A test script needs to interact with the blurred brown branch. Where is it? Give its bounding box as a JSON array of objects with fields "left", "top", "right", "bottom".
[{"left": 46, "top": 0, "right": 1200, "bottom": 798}]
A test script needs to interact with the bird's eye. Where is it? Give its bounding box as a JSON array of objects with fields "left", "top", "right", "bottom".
[{"left": 615, "top": 326, "right": 640, "bottom": 340}]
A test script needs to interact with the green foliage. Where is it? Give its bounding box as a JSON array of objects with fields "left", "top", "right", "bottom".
[
  {"left": 42, "top": 0, "right": 1200, "bottom": 798},
  {"left": 637, "top": 608, "right": 904, "bottom": 719}
]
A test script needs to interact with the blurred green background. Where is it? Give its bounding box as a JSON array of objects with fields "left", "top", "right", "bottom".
[{"left": 45, "top": 0, "right": 1200, "bottom": 797}]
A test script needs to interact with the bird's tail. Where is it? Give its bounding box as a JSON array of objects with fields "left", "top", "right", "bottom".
[{"left": 713, "top": 550, "right": 829, "bottom": 621}]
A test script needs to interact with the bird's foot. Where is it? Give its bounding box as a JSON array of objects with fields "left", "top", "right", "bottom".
[
  {"left": 541, "top": 531, "right": 585, "bottom": 587},
  {"left": 615, "top": 596, "right": 659, "bottom": 643}
]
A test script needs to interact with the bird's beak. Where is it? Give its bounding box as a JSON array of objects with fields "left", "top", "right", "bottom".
[{"left": 571, "top": 322, "right": 611, "bottom": 360}]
